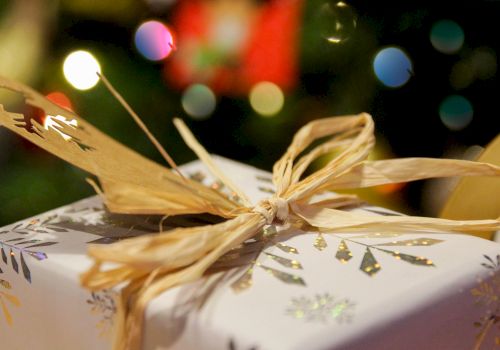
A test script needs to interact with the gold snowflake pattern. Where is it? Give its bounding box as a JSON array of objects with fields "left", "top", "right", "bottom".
[
  {"left": 286, "top": 293, "right": 355, "bottom": 324},
  {"left": 471, "top": 254, "right": 500, "bottom": 348}
]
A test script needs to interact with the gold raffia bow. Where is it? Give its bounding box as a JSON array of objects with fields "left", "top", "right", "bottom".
[{"left": 1, "top": 76, "right": 499, "bottom": 350}]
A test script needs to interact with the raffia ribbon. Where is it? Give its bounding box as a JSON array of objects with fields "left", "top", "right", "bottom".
[
  {"left": 0, "top": 76, "right": 499, "bottom": 350},
  {"left": 83, "top": 115, "right": 500, "bottom": 350}
]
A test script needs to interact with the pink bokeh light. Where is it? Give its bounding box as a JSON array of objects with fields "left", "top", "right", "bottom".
[{"left": 135, "top": 20, "right": 175, "bottom": 61}]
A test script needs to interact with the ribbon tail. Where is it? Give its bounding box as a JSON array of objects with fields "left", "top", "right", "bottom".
[
  {"left": 81, "top": 213, "right": 265, "bottom": 350},
  {"left": 310, "top": 194, "right": 364, "bottom": 209},
  {"left": 319, "top": 158, "right": 500, "bottom": 190},
  {"left": 292, "top": 203, "right": 500, "bottom": 233}
]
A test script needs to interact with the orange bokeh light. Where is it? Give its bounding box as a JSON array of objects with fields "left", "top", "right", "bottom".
[
  {"left": 375, "top": 182, "right": 407, "bottom": 195},
  {"left": 36, "top": 91, "right": 73, "bottom": 125},
  {"left": 46, "top": 92, "right": 73, "bottom": 111}
]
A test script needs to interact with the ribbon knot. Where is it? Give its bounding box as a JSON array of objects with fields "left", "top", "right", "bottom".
[{"left": 254, "top": 196, "right": 289, "bottom": 225}]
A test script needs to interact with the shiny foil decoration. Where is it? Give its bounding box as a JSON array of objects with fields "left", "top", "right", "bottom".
[{"left": 286, "top": 293, "right": 355, "bottom": 323}]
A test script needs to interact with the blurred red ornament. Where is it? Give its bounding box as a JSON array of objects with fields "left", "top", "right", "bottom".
[
  {"left": 165, "top": 0, "right": 303, "bottom": 95},
  {"left": 18, "top": 91, "right": 74, "bottom": 152},
  {"left": 46, "top": 92, "right": 73, "bottom": 111},
  {"left": 35, "top": 91, "right": 73, "bottom": 125}
]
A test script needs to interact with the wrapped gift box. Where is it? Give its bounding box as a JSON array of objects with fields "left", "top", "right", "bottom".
[{"left": 1, "top": 156, "right": 499, "bottom": 350}]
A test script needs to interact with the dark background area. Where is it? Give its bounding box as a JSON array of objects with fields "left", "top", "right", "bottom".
[{"left": 0, "top": 0, "right": 498, "bottom": 226}]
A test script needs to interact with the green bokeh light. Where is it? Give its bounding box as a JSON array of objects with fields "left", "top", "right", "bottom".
[
  {"left": 430, "top": 20, "right": 464, "bottom": 54},
  {"left": 439, "top": 95, "right": 473, "bottom": 131}
]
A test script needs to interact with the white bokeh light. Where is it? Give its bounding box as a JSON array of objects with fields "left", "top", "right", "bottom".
[{"left": 63, "top": 50, "right": 101, "bottom": 90}]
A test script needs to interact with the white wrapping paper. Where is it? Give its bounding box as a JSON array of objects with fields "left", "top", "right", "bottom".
[{"left": 1, "top": 156, "right": 499, "bottom": 350}]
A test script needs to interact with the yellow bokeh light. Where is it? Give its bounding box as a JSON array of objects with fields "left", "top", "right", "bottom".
[
  {"left": 63, "top": 50, "right": 101, "bottom": 90},
  {"left": 249, "top": 81, "right": 284, "bottom": 117}
]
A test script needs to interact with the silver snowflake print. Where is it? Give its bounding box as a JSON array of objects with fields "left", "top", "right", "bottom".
[
  {"left": 286, "top": 293, "right": 355, "bottom": 323},
  {"left": 59, "top": 206, "right": 106, "bottom": 226}
]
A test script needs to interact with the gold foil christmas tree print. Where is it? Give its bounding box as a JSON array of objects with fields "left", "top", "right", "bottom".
[
  {"left": 359, "top": 248, "right": 381, "bottom": 276},
  {"left": 335, "top": 240, "right": 353, "bottom": 263},
  {"left": 275, "top": 242, "right": 299, "bottom": 254},
  {"left": 264, "top": 252, "right": 302, "bottom": 269},
  {"left": 258, "top": 263, "right": 306, "bottom": 286},
  {"left": 313, "top": 233, "right": 328, "bottom": 251}
]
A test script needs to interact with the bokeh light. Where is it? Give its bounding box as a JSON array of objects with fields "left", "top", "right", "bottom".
[
  {"left": 36, "top": 92, "right": 73, "bottom": 124},
  {"left": 46, "top": 92, "right": 73, "bottom": 111},
  {"left": 375, "top": 182, "right": 406, "bottom": 195},
  {"left": 134, "top": 20, "right": 174, "bottom": 61},
  {"left": 470, "top": 47, "right": 497, "bottom": 80},
  {"left": 463, "top": 145, "right": 484, "bottom": 161},
  {"left": 430, "top": 20, "right": 464, "bottom": 54},
  {"left": 63, "top": 50, "right": 101, "bottom": 90},
  {"left": 181, "top": 84, "right": 216, "bottom": 119},
  {"left": 439, "top": 95, "right": 473, "bottom": 131},
  {"left": 373, "top": 47, "right": 413, "bottom": 88},
  {"left": 450, "top": 47, "right": 497, "bottom": 89},
  {"left": 450, "top": 60, "right": 474, "bottom": 90},
  {"left": 249, "top": 82, "right": 285, "bottom": 117},
  {"left": 317, "top": 1, "right": 357, "bottom": 44}
]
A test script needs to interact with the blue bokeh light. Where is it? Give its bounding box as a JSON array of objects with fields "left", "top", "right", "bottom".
[{"left": 373, "top": 47, "right": 413, "bottom": 88}]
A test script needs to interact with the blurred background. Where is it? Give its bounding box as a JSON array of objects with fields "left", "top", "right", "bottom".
[{"left": 0, "top": 0, "right": 499, "bottom": 226}]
